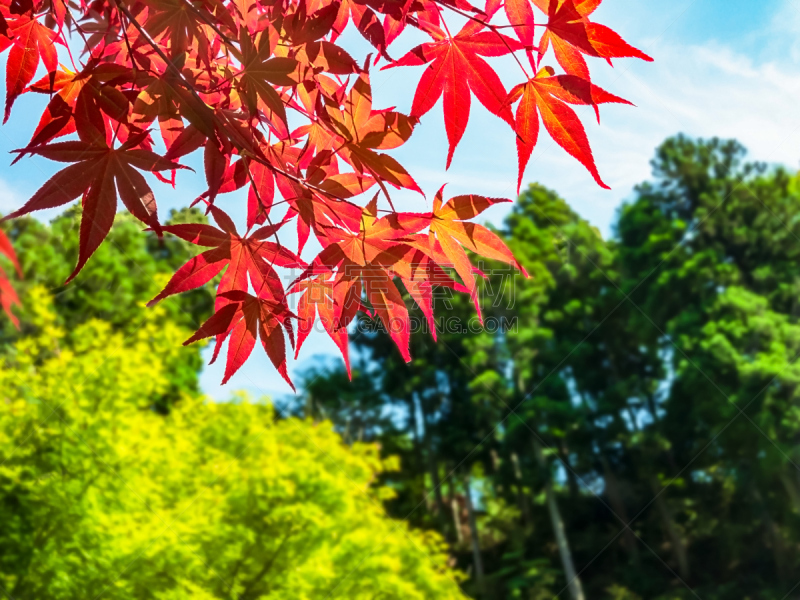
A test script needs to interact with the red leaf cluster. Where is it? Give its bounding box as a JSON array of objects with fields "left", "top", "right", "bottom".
[
  {"left": 0, "top": 229, "right": 21, "bottom": 326},
  {"left": 0, "top": 0, "right": 649, "bottom": 384}
]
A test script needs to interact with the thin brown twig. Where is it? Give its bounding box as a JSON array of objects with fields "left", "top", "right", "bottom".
[
  {"left": 178, "top": 0, "right": 241, "bottom": 58},
  {"left": 115, "top": 0, "right": 387, "bottom": 227},
  {"left": 436, "top": 0, "right": 534, "bottom": 79}
]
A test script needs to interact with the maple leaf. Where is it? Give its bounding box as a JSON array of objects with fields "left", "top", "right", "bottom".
[
  {"left": 26, "top": 64, "right": 132, "bottom": 149},
  {"left": 426, "top": 187, "right": 527, "bottom": 316},
  {"left": 148, "top": 207, "right": 305, "bottom": 310},
  {"left": 536, "top": 0, "right": 652, "bottom": 79},
  {"left": 507, "top": 66, "right": 631, "bottom": 190},
  {"left": 297, "top": 200, "right": 430, "bottom": 360},
  {"left": 0, "top": 228, "right": 21, "bottom": 327},
  {"left": 296, "top": 196, "right": 476, "bottom": 357},
  {"left": 136, "top": 0, "right": 214, "bottom": 59},
  {"left": 292, "top": 274, "right": 351, "bottom": 376},
  {"left": 385, "top": 20, "right": 523, "bottom": 166},
  {"left": 3, "top": 135, "right": 182, "bottom": 281},
  {"left": 185, "top": 290, "right": 297, "bottom": 387},
  {"left": 324, "top": 72, "right": 420, "bottom": 193},
  {"left": 235, "top": 30, "right": 298, "bottom": 124},
  {"left": 2, "top": 13, "right": 61, "bottom": 122},
  {"left": 26, "top": 68, "right": 88, "bottom": 147}
]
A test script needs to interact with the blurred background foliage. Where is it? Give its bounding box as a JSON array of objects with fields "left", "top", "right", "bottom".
[
  {"left": 297, "top": 136, "right": 800, "bottom": 599},
  {"left": 0, "top": 221, "right": 465, "bottom": 599},
  {"left": 2, "top": 135, "right": 800, "bottom": 599},
  {"left": 0, "top": 206, "right": 214, "bottom": 412}
]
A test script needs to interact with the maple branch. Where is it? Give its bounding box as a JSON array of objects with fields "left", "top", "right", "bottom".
[
  {"left": 0, "top": 0, "right": 647, "bottom": 382},
  {"left": 118, "top": 0, "right": 352, "bottom": 213},
  {"left": 117, "top": 12, "right": 139, "bottom": 77},
  {"left": 244, "top": 150, "right": 355, "bottom": 205},
  {"left": 435, "top": 1, "right": 533, "bottom": 78},
  {"left": 114, "top": 0, "right": 206, "bottom": 100},
  {"left": 179, "top": 0, "right": 240, "bottom": 58},
  {"left": 244, "top": 158, "right": 281, "bottom": 249}
]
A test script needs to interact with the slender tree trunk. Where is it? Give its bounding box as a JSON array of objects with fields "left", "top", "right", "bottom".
[
  {"left": 754, "top": 488, "right": 788, "bottom": 586},
  {"left": 343, "top": 415, "right": 352, "bottom": 445},
  {"left": 452, "top": 496, "right": 464, "bottom": 544},
  {"left": 420, "top": 397, "right": 447, "bottom": 523},
  {"left": 426, "top": 438, "right": 446, "bottom": 518},
  {"left": 407, "top": 396, "right": 426, "bottom": 506},
  {"left": 650, "top": 477, "right": 690, "bottom": 581},
  {"left": 600, "top": 455, "right": 638, "bottom": 558},
  {"left": 559, "top": 441, "right": 580, "bottom": 500},
  {"left": 780, "top": 471, "right": 800, "bottom": 513},
  {"left": 463, "top": 475, "right": 485, "bottom": 598},
  {"left": 511, "top": 452, "right": 532, "bottom": 528},
  {"left": 534, "top": 440, "right": 585, "bottom": 600},
  {"left": 304, "top": 392, "right": 314, "bottom": 421}
]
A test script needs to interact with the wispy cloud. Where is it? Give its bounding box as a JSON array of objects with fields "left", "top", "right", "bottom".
[{"left": 527, "top": 25, "right": 800, "bottom": 234}]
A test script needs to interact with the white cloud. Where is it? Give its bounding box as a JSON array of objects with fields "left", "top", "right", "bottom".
[
  {"left": 769, "top": 0, "right": 800, "bottom": 61},
  {"left": 525, "top": 33, "right": 800, "bottom": 234}
]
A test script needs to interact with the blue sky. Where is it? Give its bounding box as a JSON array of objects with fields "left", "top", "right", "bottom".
[{"left": 2, "top": 0, "right": 800, "bottom": 401}]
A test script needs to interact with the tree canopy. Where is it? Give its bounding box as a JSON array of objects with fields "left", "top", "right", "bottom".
[
  {"left": 300, "top": 135, "right": 800, "bottom": 599},
  {"left": 1, "top": 207, "right": 214, "bottom": 411},
  {"left": 0, "top": 284, "right": 467, "bottom": 599}
]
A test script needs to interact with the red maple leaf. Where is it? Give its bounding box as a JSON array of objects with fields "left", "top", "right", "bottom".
[
  {"left": 507, "top": 66, "right": 631, "bottom": 191},
  {"left": 324, "top": 72, "right": 420, "bottom": 194},
  {"left": 3, "top": 134, "right": 182, "bottom": 282},
  {"left": 0, "top": 229, "right": 21, "bottom": 327},
  {"left": 148, "top": 207, "right": 305, "bottom": 310},
  {"left": 385, "top": 19, "right": 523, "bottom": 166},
  {"left": 293, "top": 275, "right": 349, "bottom": 364},
  {"left": 298, "top": 200, "right": 429, "bottom": 361},
  {"left": 536, "top": 0, "right": 652, "bottom": 79},
  {"left": 25, "top": 64, "right": 133, "bottom": 149},
  {"left": 184, "top": 290, "right": 297, "bottom": 387},
  {"left": 425, "top": 187, "right": 526, "bottom": 315},
  {"left": 1, "top": 12, "right": 62, "bottom": 122}
]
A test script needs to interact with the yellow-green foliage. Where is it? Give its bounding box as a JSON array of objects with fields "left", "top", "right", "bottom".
[{"left": 0, "top": 288, "right": 465, "bottom": 599}]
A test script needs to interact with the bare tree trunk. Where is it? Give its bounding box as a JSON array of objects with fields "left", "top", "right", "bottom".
[
  {"left": 559, "top": 441, "right": 580, "bottom": 500},
  {"left": 427, "top": 439, "right": 446, "bottom": 518},
  {"left": 650, "top": 477, "right": 690, "bottom": 581},
  {"left": 463, "top": 475, "right": 485, "bottom": 597},
  {"left": 534, "top": 440, "right": 585, "bottom": 600}
]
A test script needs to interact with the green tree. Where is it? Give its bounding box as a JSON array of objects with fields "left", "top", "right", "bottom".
[
  {"left": 300, "top": 136, "right": 800, "bottom": 600},
  {"left": 0, "top": 287, "right": 466, "bottom": 599},
  {"left": 0, "top": 208, "right": 214, "bottom": 410}
]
